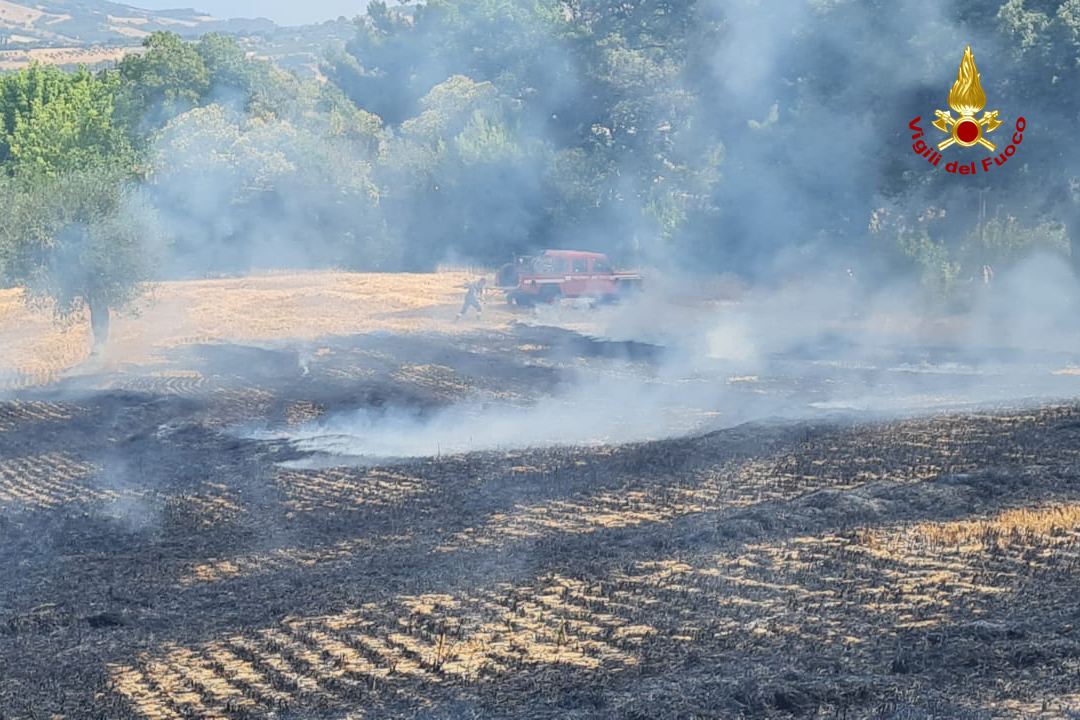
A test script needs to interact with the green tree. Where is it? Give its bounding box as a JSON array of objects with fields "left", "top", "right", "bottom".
[
  {"left": 991, "top": 0, "right": 1080, "bottom": 269},
  {"left": 6, "top": 69, "right": 134, "bottom": 178},
  {"left": 1, "top": 168, "right": 160, "bottom": 349},
  {"left": 117, "top": 32, "right": 211, "bottom": 131},
  {"left": 326, "top": 0, "right": 721, "bottom": 266},
  {"left": 0, "top": 64, "right": 74, "bottom": 167},
  {"left": 326, "top": 0, "right": 563, "bottom": 125},
  {"left": 0, "top": 175, "right": 14, "bottom": 278},
  {"left": 150, "top": 104, "right": 385, "bottom": 273},
  {"left": 196, "top": 33, "right": 254, "bottom": 96},
  {"left": 375, "top": 74, "right": 550, "bottom": 267},
  {"left": 0, "top": 65, "right": 134, "bottom": 177}
]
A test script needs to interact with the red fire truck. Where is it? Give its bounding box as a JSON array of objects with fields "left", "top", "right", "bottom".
[{"left": 496, "top": 250, "right": 643, "bottom": 306}]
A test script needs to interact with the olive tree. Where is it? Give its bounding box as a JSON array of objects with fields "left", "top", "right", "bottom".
[{"left": 2, "top": 167, "right": 160, "bottom": 350}]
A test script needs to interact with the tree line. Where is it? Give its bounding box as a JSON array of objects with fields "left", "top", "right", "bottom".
[{"left": 2, "top": 0, "right": 1079, "bottom": 346}]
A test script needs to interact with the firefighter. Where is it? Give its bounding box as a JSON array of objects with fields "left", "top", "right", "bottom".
[{"left": 457, "top": 277, "right": 487, "bottom": 320}]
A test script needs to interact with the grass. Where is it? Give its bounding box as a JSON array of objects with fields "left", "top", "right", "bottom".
[
  {"left": 0, "top": 271, "right": 502, "bottom": 389},
  {"left": 894, "top": 503, "right": 1080, "bottom": 551}
]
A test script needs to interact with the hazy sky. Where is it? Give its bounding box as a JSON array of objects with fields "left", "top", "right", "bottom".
[{"left": 130, "top": 1, "right": 370, "bottom": 26}]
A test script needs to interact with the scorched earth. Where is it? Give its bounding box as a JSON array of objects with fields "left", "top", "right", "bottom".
[{"left": 0, "top": 271, "right": 1078, "bottom": 719}]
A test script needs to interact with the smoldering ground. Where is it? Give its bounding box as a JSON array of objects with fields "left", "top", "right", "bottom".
[
  {"left": 262, "top": 249, "right": 1080, "bottom": 466},
  {"left": 10, "top": 322, "right": 1080, "bottom": 718}
]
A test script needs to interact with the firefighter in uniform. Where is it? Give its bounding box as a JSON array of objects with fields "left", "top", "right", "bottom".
[{"left": 457, "top": 278, "right": 487, "bottom": 320}]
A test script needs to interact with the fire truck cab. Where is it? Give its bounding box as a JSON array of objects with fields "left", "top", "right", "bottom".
[{"left": 497, "top": 249, "right": 643, "bottom": 306}]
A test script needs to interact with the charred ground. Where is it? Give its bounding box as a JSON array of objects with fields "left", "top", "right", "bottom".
[{"left": 0, "top": 318, "right": 1078, "bottom": 719}]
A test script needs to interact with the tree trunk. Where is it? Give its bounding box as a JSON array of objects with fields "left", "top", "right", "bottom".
[
  {"left": 88, "top": 298, "right": 110, "bottom": 352},
  {"left": 1060, "top": 192, "right": 1080, "bottom": 275},
  {"left": 1070, "top": 215, "right": 1080, "bottom": 277}
]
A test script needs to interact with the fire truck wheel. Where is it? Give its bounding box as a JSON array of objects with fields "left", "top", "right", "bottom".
[
  {"left": 509, "top": 292, "right": 533, "bottom": 307},
  {"left": 539, "top": 286, "right": 562, "bottom": 304}
]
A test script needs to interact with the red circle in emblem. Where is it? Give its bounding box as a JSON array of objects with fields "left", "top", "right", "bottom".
[{"left": 956, "top": 120, "right": 979, "bottom": 143}]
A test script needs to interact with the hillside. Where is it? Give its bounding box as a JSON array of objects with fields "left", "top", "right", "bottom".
[
  {"left": 0, "top": 0, "right": 352, "bottom": 72},
  {"left": 0, "top": 0, "right": 273, "bottom": 46}
]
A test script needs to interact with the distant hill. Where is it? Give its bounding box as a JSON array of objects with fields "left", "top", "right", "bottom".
[{"left": 0, "top": 0, "right": 354, "bottom": 74}]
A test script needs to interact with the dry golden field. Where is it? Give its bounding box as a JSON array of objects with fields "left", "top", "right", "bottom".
[
  {"left": 0, "top": 272, "right": 1078, "bottom": 719},
  {"left": 0, "top": 45, "right": 141, "bottom": 70},
  {"left": 0, "top": 271, "right": 506, "bottom": 389}
]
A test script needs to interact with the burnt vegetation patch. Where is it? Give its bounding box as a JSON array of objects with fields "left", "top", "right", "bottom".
[{"left": 1, "top": 333, "right": 1079, "bottom": 718}]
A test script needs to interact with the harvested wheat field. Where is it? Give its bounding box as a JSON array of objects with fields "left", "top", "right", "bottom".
[
  {"left": 0, "top": 272, "right": 507, "bottom": 390},
  {"left": 0, "top": 46, "right": 142, "bottom": 71},
  {"left": 1, "top": 271, "right": 1079, "bottom": 719}
]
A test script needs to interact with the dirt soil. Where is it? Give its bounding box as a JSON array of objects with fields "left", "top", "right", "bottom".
[{"left": 1, "top": 273, "right": 1078, "bottom": 719}]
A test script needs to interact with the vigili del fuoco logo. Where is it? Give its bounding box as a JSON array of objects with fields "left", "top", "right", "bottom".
[{"left": 908, "top": 45, "right": 1026, "bottom": 175}]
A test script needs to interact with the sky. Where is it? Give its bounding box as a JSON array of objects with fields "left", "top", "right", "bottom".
[{"left": 129, "top": 0, "right": 370, "bottom": 26}]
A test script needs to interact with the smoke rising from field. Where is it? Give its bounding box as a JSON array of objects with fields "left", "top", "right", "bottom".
[
  {"left": 9, "top": 0, "right": 1080, "bottom": 453},
  {"left": 96, "top": 460, "right": 160, "bottom": 533},
  {"left": 279, "top": 255, "right": 1080, "bottom": 464},
  {"left": 136, "top": 0, "right": 1056, "bottom": 284},
  {"left": 124, "top": 0, "right": 1077, "bottom": 462},
  {"left": 279, "top": 385, "right": 704, "bottom": 463}
]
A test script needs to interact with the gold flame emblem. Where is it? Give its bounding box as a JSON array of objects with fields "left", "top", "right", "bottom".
[{"left": 932, "top": 46, "right": 1002, "bottom": 152}]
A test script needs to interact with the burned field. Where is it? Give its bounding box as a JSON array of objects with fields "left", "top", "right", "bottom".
[{"left": 1, "top": 323, "right": 1080, "bottom": 719}]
